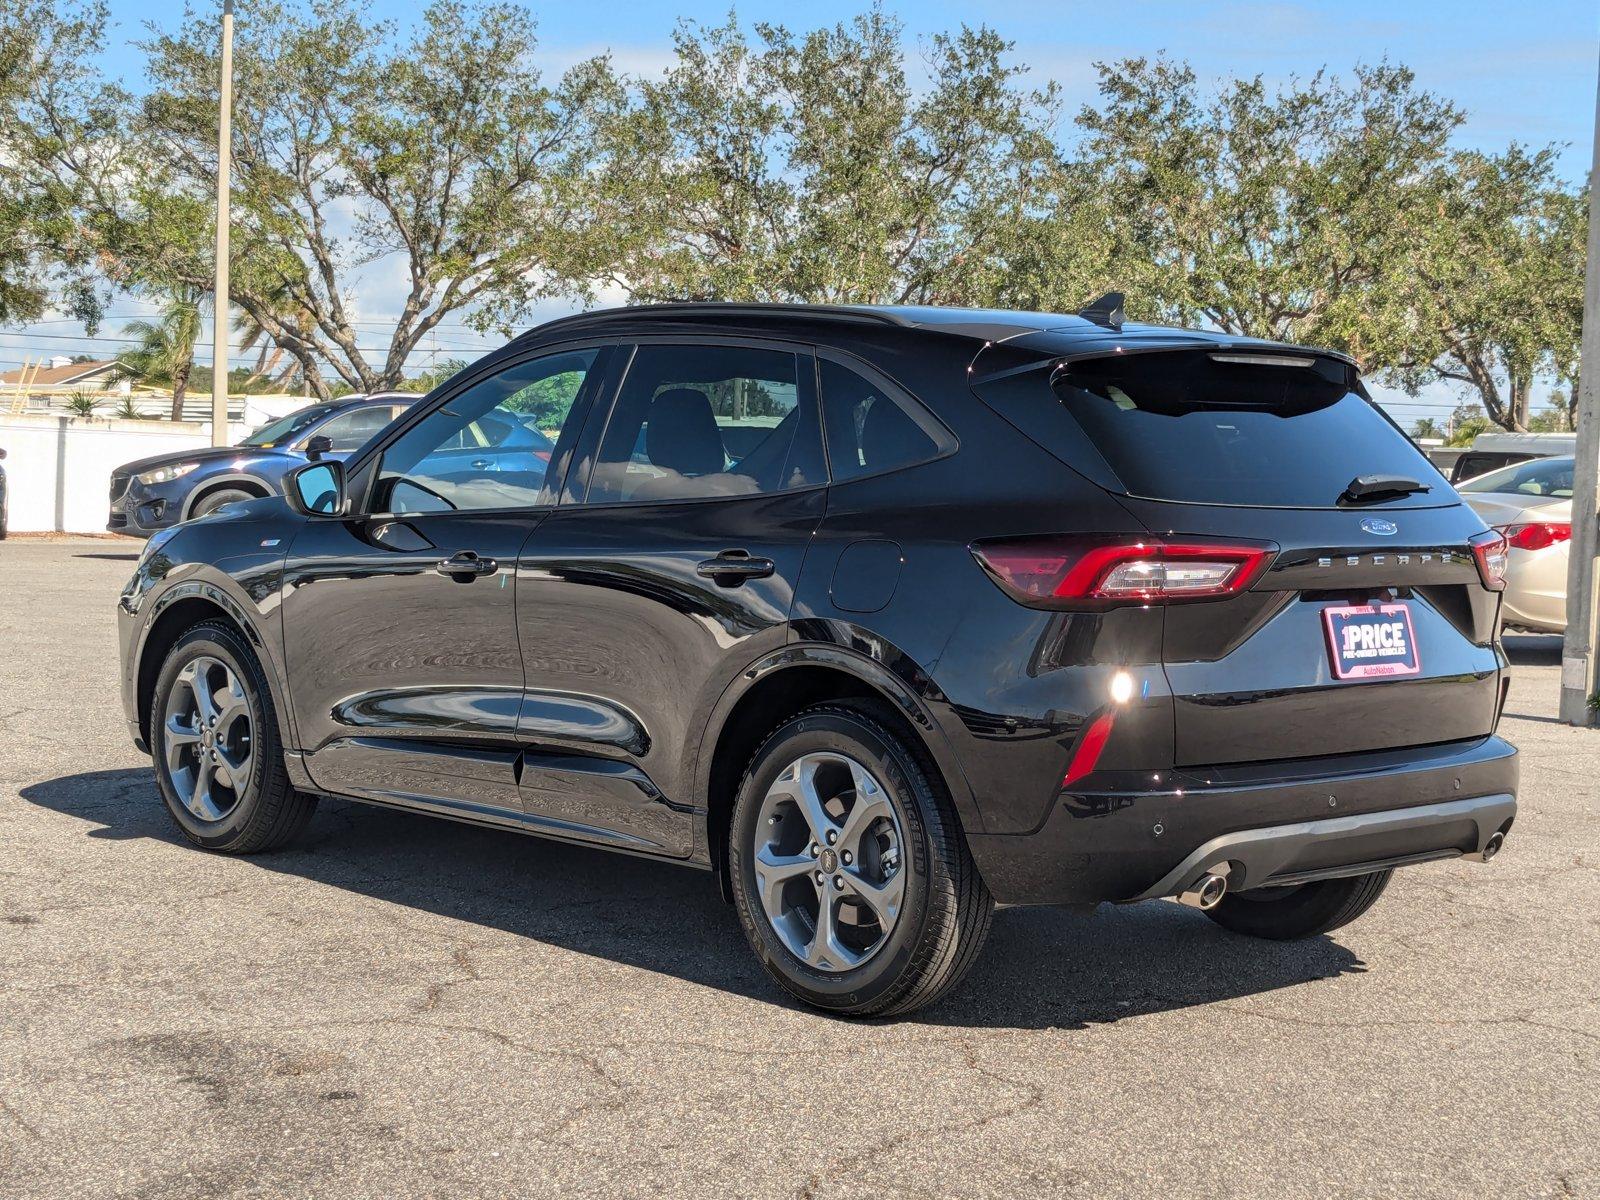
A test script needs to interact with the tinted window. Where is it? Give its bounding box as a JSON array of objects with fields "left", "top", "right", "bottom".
[
  {"left": 314, "top": 404, "right": 402, "bottom": 452},
  {"left": 1459, "top": 456, "right": 1574, "bottom": 497},
  {"left": 585, "top": 344, "right": 823, "bottom": 503},
  {"left": 375, "top": 350, "right": 598, "bottom": 513},
  {"left": 1052, "top": 352, "right": 1437, "bottom": 508},
  {"left": 819, "top": 359, "right": 941, "bottom": 481}
]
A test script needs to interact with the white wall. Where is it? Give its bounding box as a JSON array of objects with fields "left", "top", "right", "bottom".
[{"left": 0, "top": 414, "right": 235, "bottom": 534}]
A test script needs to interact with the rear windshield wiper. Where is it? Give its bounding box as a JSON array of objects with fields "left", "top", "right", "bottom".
[{"left": 1340, "top": 474, "right": 1431, "bottom": 504}]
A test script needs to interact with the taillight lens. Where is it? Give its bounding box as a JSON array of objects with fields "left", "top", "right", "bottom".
[
  {"left": 1500, "top": 522, "right": 1571, "bottom": 552},
  {"left": 1470, "top": 530, "right": 1509, "bottom": 591},
  {"left": 971, "top": 536, "right": 1275, "bottom": 607}
]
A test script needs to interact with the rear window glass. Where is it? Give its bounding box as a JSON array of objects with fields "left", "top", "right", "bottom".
[{"left": 1051, "top": 351, "right": 1439, "bottom": 508}]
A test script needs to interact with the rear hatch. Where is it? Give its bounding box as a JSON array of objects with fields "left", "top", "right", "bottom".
[{"left": 974, "top": 338, "right": 1504, "bottom": 768}]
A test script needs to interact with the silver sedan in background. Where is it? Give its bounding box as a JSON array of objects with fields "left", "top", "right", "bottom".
[{"left": 1460, "top": 456, "right": 1574, "bottom": 633}]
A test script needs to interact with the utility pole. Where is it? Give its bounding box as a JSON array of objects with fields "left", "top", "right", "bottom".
[
  {"left": 1559, "top": 48, "right": 1600, "bottom": 726},
  {"left": 209, "top": 0, "right": 235, "bottom": 447}
]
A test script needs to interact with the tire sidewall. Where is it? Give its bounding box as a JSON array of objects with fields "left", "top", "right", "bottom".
[
  {"left": 728, "top": 709, "right": 938, "bottom": 1011},
  {"left": 150, "top": 625, "right": 276, "bottom": 849},
  {"left": 190, "top": 489, "right": 253, "bottom": 520}
]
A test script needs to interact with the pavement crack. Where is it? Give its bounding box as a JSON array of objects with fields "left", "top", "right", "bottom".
[{"left": 791, "top": 1037, "right": 1045, "bottom": 1199}]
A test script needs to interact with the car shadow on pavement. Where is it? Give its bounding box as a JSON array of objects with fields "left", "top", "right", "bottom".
[
  {"left": 1503, "top": 633, "right": 1563, "bottom": 666},
  {"left": 22, "top": 768, "right": 1367, "bottom": 1031}
]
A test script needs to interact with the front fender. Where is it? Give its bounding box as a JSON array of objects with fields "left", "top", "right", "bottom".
[{"left": 121, "top": 543, "right": 296, "bottom": 754}]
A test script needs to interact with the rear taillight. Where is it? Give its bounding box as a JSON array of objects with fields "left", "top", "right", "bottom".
[
  {"left": 1470, "top": 530, "right": 1509, "bottom": 591},
  {"left": 1500, "top": 522, "right": 1571, "bottom": 552},
  {"left": 970, "top": 536, "right": 1275, "bottom": 607}
]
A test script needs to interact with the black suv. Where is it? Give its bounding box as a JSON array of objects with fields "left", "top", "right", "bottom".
[{"left": 117, "top": 302, "right": 1518, "bottom": 1016}]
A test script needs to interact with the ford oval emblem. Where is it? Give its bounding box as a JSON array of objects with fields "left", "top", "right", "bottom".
[{"left": 1360, "top": 517, "right": 1399, "bottom": 536}]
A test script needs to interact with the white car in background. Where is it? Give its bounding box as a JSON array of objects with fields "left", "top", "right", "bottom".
[{"left": 1459, "top": 456, "right": 1574, "bottom": 633}]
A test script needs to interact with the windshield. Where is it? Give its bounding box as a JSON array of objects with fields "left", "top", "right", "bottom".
[
  {"left": 1051, "top": 351, "right": 1440, "bottom": 508},
  {"left": 1458, "top": 456, "right": 1574, "bottom": 498},
  {"left": 240, "top": 403, "right": 342, "bottom": 448}
]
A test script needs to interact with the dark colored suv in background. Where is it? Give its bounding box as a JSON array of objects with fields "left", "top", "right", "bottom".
[
  {"left": 116, "top": 302, "right": 1518, "bottom": 1016},
  {"left": 107, "top": 393, "right": 419, "bottom": 536}
]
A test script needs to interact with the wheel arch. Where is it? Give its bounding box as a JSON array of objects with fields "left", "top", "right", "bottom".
[
  {"left": 135, "top": 581, "right": 293, "bottom": 751},
  {"left": 695, "top": 644, "right": 981, "bottom": 899},
  {"left": 181, "top": 474, "right": 273, "bottom": 520}
]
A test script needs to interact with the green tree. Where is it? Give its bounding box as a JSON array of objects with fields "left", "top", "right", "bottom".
[
  {"left": 0, "top": 0, "right": 113, "bottom": 325},
  {"left": 401, "top": 357, "right": 470, "bottom": 394},
  {"left": 96, "top": 0, "right": 618, "bottom": 399},
  {"left": 1410, "top": 417, "right": 1442, "bottom": 440},
  {"left": 1062, "top": 58, "right": 1463, "bottom": 364},
  {"left": 108, "top": 287, "right": 206, "bottom": 420},
  {"left": 1447, "top": 416, "right": 1493, "bottom": 447},
  {"left": 1386, "top": 147, "right": 1585, "bottom": 431},
  {"left": 591, "top": 8, "right": 1058, "bottom": 305}
]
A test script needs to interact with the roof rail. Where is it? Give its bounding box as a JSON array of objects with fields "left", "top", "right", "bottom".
[{"left": 519, "top": 302, "right": 911, "bottom": 340}]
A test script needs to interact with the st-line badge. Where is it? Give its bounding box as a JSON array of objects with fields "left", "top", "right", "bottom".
[{"left": 1323, "top": 602, "right": 1421, "bottom": 680}]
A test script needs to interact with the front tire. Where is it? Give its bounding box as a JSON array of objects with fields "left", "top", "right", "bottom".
[
  {"left": 728, "top": 702, "right": 992, "bottom": 1017},
  {"left": 189, "top": 487, "right": 255, "bottom": 520},
  {"left": 1204, "top": 870, "right": 1393, "bottom": 940},
  {"left": 149, "top": 621, "right": 316, "bottom": 853}
]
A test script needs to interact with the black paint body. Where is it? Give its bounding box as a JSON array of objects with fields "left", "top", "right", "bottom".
[{"left": 117, "top": 305, "right": 1518, "bottom": 904}]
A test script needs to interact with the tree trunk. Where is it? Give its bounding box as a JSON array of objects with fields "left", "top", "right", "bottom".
[{"left": 171, "top": 360, "right": 191, "bottom": 421}]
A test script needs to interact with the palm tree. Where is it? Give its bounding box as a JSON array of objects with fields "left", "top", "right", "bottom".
[
  {"left": 235, "top": 307, "right": 289, "bottom": 388},
  {"left": 1410, "top": 417, "right": 1442, "bottom": 441},
  {"left": 109, "top": 287, "right": 206, "bottom": 420},
  {"left": 234, "top": 280, "right": 316, "bottom": 391}
]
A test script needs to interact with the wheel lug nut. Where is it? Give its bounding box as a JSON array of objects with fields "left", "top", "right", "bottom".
[
  {"left": 814, "top": 871, "right": 824, "bottom": 885},
  {"left": 826, "top": 830, "right": 837, "bottom": 845},
  {"left": 809, "top": 843, "right": 819, "bottom": 858},
  {"left": 833, "top": 876, "right": 844, "bottom": 889},
  {"left": 842, "top": 851, "right": 852, "bottom": 864}
]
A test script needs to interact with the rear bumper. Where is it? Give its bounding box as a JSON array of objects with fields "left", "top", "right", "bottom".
[
  {"left": 1128, "top": 792, "right": 1514, "bottom": 900},
  {"left": 965, "top": 735, "right": 1518, "bottom": 905}
]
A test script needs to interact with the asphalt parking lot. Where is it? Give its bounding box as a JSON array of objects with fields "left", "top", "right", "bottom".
[{"left": 1, "top": 536, "right": 1596, "bottom": 1199}]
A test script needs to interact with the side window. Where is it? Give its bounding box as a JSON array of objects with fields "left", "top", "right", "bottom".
[
  {"left": 314, "top": 405, "right": 400, "bottom": 453},
  {"left": 374, "top": 349, "right": 599, "bottom": 514},
  {"left": 585, "top": 344, "right": 824, "bottom": 504},
  {"left": 818, "top": 358, "right": 941, "bottom": 481}
]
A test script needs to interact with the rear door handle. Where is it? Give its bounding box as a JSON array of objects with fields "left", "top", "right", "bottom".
[
  {"left": 696, "top": 551, "right": 775, "bottom": 585},
  {"left": 435, "top": 551, "right": 498, "bottom": 579},
  {"left": 470, "top": 458, "right": 493, "bottom": 470}
]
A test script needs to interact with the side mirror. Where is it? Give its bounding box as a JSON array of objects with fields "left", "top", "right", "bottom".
[
  {"left": 285, "top": 460, "right": 347, "bottom": 518},
  {"left": 304, "top": 434, "right": 333, "bottom": 462}
]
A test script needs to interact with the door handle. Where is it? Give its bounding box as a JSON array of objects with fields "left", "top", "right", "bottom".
[
  {"left": 435, "top": 551, "right": 498, "bottom": 579},
  {"left": 470, "top": 458, "right": 493, "bottom": 470},
  {"left": 695, "top": 551, "right": 775, "bottom": 586}
]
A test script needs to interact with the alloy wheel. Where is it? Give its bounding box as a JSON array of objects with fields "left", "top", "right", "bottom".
[
  {"left": 161, "top": 656, "right": 254, "bottom": 822},
  {"left": 752, "top": 751, "right": 906, "bottom": 972}
]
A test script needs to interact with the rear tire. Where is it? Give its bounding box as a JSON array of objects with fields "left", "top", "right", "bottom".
[
  {"left": 728, "top": 701, "right": 992, "bottom": 1017},
  {"left": 189, "top": 487, "right": 255, "bottom": 520},
  {"left": 1204, "top": 870, "right": 1393, "bottom": 940},
  {"left": 149, "top": 620, "right": 316, "bottom": 853}
]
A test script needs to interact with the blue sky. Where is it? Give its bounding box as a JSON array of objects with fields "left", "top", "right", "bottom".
[{"left": 7, "top": 0, "right": 1598, "bottom": 424}]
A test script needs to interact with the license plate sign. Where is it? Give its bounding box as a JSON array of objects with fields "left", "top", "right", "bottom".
[{"left": 1323, "top": 602, "right": 1420, "bottom": 680}]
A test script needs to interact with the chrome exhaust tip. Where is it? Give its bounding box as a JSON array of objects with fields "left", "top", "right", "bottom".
[
  {"left": 1177, "top": 871, "right": 1229, "bottom": 911},
  {"left": 1481, "top": 831, "right": 1505, "bottom": 861}
]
